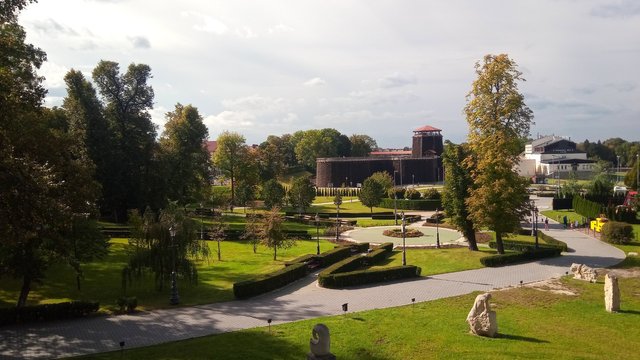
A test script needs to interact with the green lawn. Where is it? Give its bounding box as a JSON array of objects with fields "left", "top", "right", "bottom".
[
  {"left": 353, "top": 218, "right": 398, "bottom": 227},
  {"left": 74, "top": 274, "right": 640, "bottom": 360},
  {"left": 373, "top": 248, "right": 496, "bottom": 275},
  {"left": 540, "top": 209, "right": 585, "bottom": 225},
  {"left": 308, "top": 201, "right": 389, "bottom": 214},
  {"left": 0, "top": 237, "right": 336, "bottom": 311}
]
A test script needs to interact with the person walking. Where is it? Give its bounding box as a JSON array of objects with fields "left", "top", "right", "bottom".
[
  {"left": 563, "top": 215, "right": 568, "bottom": 229},
  {"left": 544, "top": 218, "right": 549, "bottom": 231}
]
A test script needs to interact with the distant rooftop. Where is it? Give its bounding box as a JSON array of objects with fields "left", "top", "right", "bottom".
[{"left": 414, "top": 125, "right": 441, "bottom": 133}]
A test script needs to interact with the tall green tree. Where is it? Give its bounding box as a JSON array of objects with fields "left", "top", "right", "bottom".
[
  {"left": 294, "top": 128, "right": 351, "bottom": 170},
  {"left": 359, "top": 176, "right": 385, "bottom": 212},
  {"left": 288, "top": 175, "right": 316, "bottom": 215},
  {"left": 369, "top": 171, "right": 394, "bottom": 193},
  {"left": 261, "top": 179, "right": 286, "bottom": 209},
  {"left": 212, "top": 131, "right": 249, "bottom": 206},
  {"left": 91, "top": 60, "right": 156, "bottom": 221},
  {"left": 0, "top": 3, "right": 107, "bottom": 307},
  {"left": 441, "top": 141, "right": 478, "bottom": 251},
  {"left": 464, "top": 54, "right": 533, "bottom": 254},
  {"left": 350, "top": 134, "right": 378, "bottom": 157},
  {"left": 624, "top": 158, "right": 639, "bottom": 190},
  {"left": 159, "top": 103, "right": 210, "bottom": 204}
]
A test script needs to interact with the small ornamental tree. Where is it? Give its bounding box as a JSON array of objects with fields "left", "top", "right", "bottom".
[
  {"left": 289, "top": 175, "right": 316, "bottom": 215},
  {"left": 359, "top": 177, "right": 385, "bottom": 212},
  {"left": 261, "top": 179, "right": 285, "bottom": 209},
  {"left": 260, "top": 207, "right": 295, "bottom": 260}
]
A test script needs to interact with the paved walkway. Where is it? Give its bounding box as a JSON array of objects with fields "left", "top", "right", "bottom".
[{"left": 0, "top": 199, "right": 626, "bottom": 359}]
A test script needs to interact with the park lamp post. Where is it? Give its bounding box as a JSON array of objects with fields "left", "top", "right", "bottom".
[
  {"left": 401, "top": 211, "right": 407, "bottom": 266},
  {"left": 169, "top": 225, "right": 180, "bottom": 305},
  {"left": 534, "top": 206, "right": 539, "bottom": 249},
  {"left": 394, "top": 193, "right": 398, "bottom": 225},
  {"left": 315, "top": 213, "right": 321, "bottom": 255},
  {"left": 334, "top": 196, "right": 342, "bottom": 242},
  {"left": 435, "top": 208, "right": 441, "bottom": 249}
]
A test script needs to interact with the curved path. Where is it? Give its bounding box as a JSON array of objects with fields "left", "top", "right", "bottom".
[{"left": 0, "top": 199, "right": 626, "bottom": 359}]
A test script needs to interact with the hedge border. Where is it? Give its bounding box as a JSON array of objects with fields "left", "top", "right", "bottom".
[
  {"left": 233, "top": 263, "right": 307, "bottom": 299},
  {"left": 319, "top": 265, "right": 421, "bottom": 288},
  {"left": 480, "top": 248, "right": 561, "bottom": 267},
  {"left": 379, "top": 198, "right": 442, "bottom": 211},
  {"left": 0, "top": 301, "right": 99, "bottom": 326}
]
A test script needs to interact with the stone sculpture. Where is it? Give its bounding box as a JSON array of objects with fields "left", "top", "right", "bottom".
[
  {"left": 307, "top": 323, "right": 336, "bottom": 360},
  {"left": 604, "top": 273, "right": 620, "bottom": 313},
  {"left": 570, "top": 263, "right": 598, "bottom": 283},
  {"left": 466, "top": 293, "right": 497, "bottom": 338}
]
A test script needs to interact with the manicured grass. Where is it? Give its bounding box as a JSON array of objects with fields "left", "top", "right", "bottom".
[
  {"left": 372, "top": 248, "right": 496, "bottom": 275},
  {"left": 74, "top": 274, "right": 640, "bottom": 360},
  {"left": 308, "top": 201, "right": 389, "bottom": 214},
  {"left": 0, "top": 238, "right": 336, "bottom": 311},
  {"left": 540, "top": 209, "right": 585, "bottom": 225},
  {"left": 353, "top": 218, "right": 398, "bottom": 227}
]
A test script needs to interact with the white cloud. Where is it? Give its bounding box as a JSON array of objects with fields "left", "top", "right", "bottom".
[
  {"left": 39, "top": 62, "right": 70, "bottom": 89},
  {"left": 378, "top": 72, "right": 418, "bottom": 88},
  {"left": 204, "top": 111, "right": 255, "bottom": 129},
  {"left": 303, "top": 77, "right": 326, "bottom": 87},
  {"left": 221, "top": 95, "right": 290, "bottom": 115},
  {"left": 182, "top": 11, "right": 229, "bottom": 35},
  {"left": 268, "top": 23, "right": 295, "bottom": 34},
  {"left": 128, "top": 36, "right": 150, "bottom": 49}
]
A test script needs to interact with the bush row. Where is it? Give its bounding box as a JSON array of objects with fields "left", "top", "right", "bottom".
[
  {"left": 480, "top": 248, "right": 562, "bottom": 267},
  {"left": 378, "top": 198, "right": 442, "bottom": 211},
  {"left": 0, "top": 301, "right": 99, "bottom": 326},
  {"left": 370, "top": 214, "right": 422, "bottom": 223},
  {"left": 488, "top": 240, "right": 563, "bottom": 253},
  {"left": 233, "top": 263, "right": 307, "bottom": 299},
  {"left": 316, "top": 187, "right": 361, "bottom": 197},
  {"left": 514, "top": 229, "right": 568, "bottom": 252},
  {"left": 318, "top": 242, "right": 395, "bottom": 287},
  {"left": 319, "top": 265, "right": 421, "bottom": 288},
  {"left": 573, "top": 196, "right": 602, "bottom": 219}
]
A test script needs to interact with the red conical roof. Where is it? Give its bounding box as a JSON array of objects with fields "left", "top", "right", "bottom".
[{"left": 414, "top": 125, "right": 441, "bottom": 132}]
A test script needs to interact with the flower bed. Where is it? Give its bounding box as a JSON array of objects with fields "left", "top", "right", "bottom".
[{"left": 382, "top": 228, "right": 424, "bottom": 238}]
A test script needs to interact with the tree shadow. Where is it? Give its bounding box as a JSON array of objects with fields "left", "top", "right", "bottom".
[
  {"left": 497, "top": 333, "right": 549, "bottom": 343},
  {"left": 618, "top": 309, "right": 640, "bottom": 315}
]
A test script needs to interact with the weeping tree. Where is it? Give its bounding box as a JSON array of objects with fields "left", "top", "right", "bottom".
[{"left": 123, "top": 204, "right": 210, "bottom": 293}]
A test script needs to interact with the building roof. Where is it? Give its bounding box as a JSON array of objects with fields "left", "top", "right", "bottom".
[
  {"left": 530, "top": 135, "right": 570, "bottom": 148},
  {"left": 539, "top": 158, "right": 595, "bottom": 164},
  {"left": 414, "top": 125, "right": 441, "bottom": 133},
  {"left": 370, "top": 150, "right": 412, "bottom": 156}
]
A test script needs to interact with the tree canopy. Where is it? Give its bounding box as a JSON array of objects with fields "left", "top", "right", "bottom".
[{"left": 464, "top": 54, "right": 533, "bottom": 254}]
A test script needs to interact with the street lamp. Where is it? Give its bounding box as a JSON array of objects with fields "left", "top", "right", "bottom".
[
  {"left": 617, "top": 155, "right": 621, "bottom": 184},
  {"left": 334, "top": 196, "right": 342, "bottom": 242},
  {"left": 435, "top": 208, "right": 441, "bottom": 249},
  {"left": 534, "top": 206, "right": 539, "bottom": 249},
  {"left": 315, "top": 213, "right": 321, "bottom": 255},
  {"left": 394, "top": 193, "right": 398, "bottom": 225},
  {"left": 412, "top": 174, "right": 415, "bottom": 186},
  {"left": 637, "top": 154, "right": 639, "bottom": 190},
  {"left": 401, "top": 211, "right": 406, "bottom": 266},
  {"left": 168, "top": 225, "right": 179, "bottom": 305}
]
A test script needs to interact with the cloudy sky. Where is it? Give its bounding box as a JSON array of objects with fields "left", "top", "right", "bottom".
[{"left": 19, "top": 0, "right": 640, "bottom": 147}]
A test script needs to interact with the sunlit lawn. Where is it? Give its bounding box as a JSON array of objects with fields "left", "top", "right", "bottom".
[
  {"left": 353, "top": 218, "right": 398, "bottom": 227},
  {"left": 372, "top": 247, "right": 497, "bottom": 275},
  {"left": 0, "top": 237, "right": 336, "bottom": 311},
  {"left": 74, "top": 274, "right": 640, "bottom": 360}
]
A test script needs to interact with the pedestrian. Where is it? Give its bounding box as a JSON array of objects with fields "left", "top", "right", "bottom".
[
  {"left": 544, "top": 218, "right": 549, "bottom": 231},
  {"left": 563, "top": 215, "right": 568, "bottom": 229},
  {"left": 574, "top": 220, "right": 579, "bottom": 229}
]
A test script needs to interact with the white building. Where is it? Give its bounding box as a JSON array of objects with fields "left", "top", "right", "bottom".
[{"left": 517, "top": 135, "right": 596, "bottom": 180}]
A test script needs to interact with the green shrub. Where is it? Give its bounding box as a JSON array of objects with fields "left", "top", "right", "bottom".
[
  {"left": 0, "top": 301, "right": 99, "bottom": 326},
  {"left": 284, "top": 254, "right": 317, "bottom": 266},
  {"left": 379, "top": 198, "right": 442, "bottom": 211},
  {"left": 320, "top": 266, "right": 421, "bottom": 288},
  {"left": 349, "top": 242, "right": 370, "bottom": 253},
  {"left": 405, "top": 188, "right": 422, "bottom": 200},
  {"left": 233, "top": 263, "right": 307, "bottom": 299},
  {"left": 488, "top": 240, "right": 563, "bottom": 253},
  {"left": 480, "top": 248, "right": 561, "bottom": 267},
  {"left": 116, "top": 297, "right": 138, "bottom": 313},
  {"left": 538, "top": 231, "right": 568, "bottom": 251},
  {"left": 601, "top": 221, "right": 634, "bottom": 245},
  {"left": 319, "top": 255, "right": 366, "bottom": 279},
  {"left": 422, "top": 188, "right": 441, "bottom": 200},
  {"left": 376, "top": 242, "right": 394, "bottom": 252}
]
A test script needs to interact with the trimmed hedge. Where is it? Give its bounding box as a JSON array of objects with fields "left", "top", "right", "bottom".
[
  {"left": 377, "top": 242, "right": 394, "bottom": 252},
  {"left": 0, "top": 301, "right": 99, "bottom": 326},
  {"left": 317, "top": 246, "right": 353, "bottom": 266},
  {"left": 538, "top": 231, "right": 568, "bottom": 251},
  {"left": 284, "top": 254, "right": 317, "bottom": 266},
  {"left": 318, "top": 241, "right": 396, "bottom": 287},
  {"left": 573, "top": 196, "right": 602, "bottom": 219},
  {"left": 320, "top": 265, "right": 421, "bottom": 288},
  {"left": 233, "top": 263, "right": 307, "bottom": 299},
  {"left": 379, "top": 198, "right": 442, "bottom": 211},
  {"left": 488, "top": 240, "right": 563, "bottom": 253},
  {"left": 480, "top": 248, "right": 561, "bottom": 267}
]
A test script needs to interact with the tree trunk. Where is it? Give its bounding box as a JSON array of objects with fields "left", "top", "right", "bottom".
[
  {"left": 495, "top": 231, "right": 505, "bottom": 254},
  {"left": 17, "top": 275, "right": 31, "bottom": 308},
  {"left": 273, "top": 246, "right": 277, "bottom": 261},
  {"left": 217, "top": 239, "right": 221, "bottom": 261},
  {"left": 465, "top": 222, "right": 479, "bottom": 251}
]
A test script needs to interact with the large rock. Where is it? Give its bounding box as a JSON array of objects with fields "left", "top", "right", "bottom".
[
  {"left": 604, "top": 273, "right": 620, "bottom": 313},
  {"left": 466, "top": 293, "right": 498, "bottom": 338},
  {"left": 307, "top": 324, "right": 336, "bottom": 360},
  {"left": 570, "top": 263, "right": 598, "bottom": 283}
]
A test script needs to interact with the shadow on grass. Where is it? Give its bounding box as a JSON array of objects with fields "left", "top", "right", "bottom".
[
  {"left": 618, "top": 309, "right": 640, "bottom": 315},
  {"left": 497, "top": 333, "right": 549, "bottom": 343}
]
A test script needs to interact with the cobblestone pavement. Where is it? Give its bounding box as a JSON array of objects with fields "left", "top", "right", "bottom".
[{"left": 0, "top": 198, "right": 626, "bottom": 359}]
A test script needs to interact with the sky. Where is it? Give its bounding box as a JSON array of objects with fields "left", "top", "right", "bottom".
[{"left": 19, "top": 0, "right": 640, "bottom": 148}]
